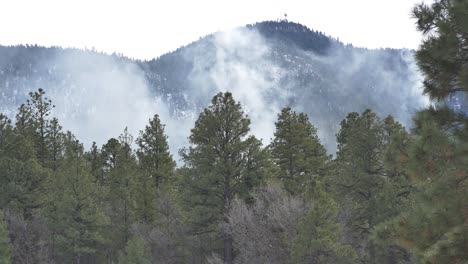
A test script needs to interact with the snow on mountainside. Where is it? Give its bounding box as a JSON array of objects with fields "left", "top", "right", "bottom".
[{"left": 0, "top": 21, "right": 428, "bottom": 158}]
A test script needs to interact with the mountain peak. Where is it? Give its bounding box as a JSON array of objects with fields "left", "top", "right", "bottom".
[{"left": 246, "top": 20, "right": 337, "bottom": 54}]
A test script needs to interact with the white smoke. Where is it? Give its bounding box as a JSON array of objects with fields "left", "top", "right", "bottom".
[
  {"left": 188, "top": 28, "right": 290, "bottom": 145},
  {"left": 1, "top": 23, "right": 429, "bottom": 161},
  {"left": 33, "top": 51, "right": 187, "bottom": 161},
  {"left": 186, "top": 26, "right": 429, "bottom": 153}
]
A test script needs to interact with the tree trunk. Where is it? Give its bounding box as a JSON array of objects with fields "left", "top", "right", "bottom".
[
  {"left": 224, "top": 233, "right": 233, "bottom": 264},
  {"left": 223, "top": 164, "right": 233, "bottom": 264}
]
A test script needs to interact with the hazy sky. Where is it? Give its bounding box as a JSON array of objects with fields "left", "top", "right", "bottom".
[{"left": 0, "top": 0, "right": 432, "bottom": 60}]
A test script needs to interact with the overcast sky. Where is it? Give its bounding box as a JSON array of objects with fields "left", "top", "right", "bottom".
[{"left": 0, "top": 0, "right": 432, "bottom": 60}]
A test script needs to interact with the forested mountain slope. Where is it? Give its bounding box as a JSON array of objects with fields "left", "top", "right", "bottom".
[{"left": 0, "top": 21, "right": 426, "bottom": 153}]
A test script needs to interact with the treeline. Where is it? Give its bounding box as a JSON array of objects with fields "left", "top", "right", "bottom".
[
  {"left": 0, "top": 88, "right": 465, "bottom": 264},
  {"left": 0, "top": 88, "right": 400, "bottom": 263}
]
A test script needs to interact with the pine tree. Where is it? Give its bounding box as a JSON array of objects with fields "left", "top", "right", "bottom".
[
  {"left": 365, "top": 118, "right": 415, "bottom": 264},
  {"left": 0, "top": 210, "right": 11, "bottom": 264},
  {"left": 47, "top": 132, "right": 108, "bottom": 263},
  {"left": 25, "top": 88, "right": 55, "bottom": 166},
  {"left": 388, "top": 109, "right": 468, "bottom": 263},
  {"left": 0, "top": 158, "right": 47, "bottom": 219},
  {"left": 0, "top": 114, "right": 12, "bottom": 156},
  {"left": 45, "top": 118, "right": 64, "bottom": 172},
  {"left": 85, "top": 142, "right": 105, "bottom": 185},
  {"left": 136, "top": 114, "right": 175, "bottom": 190},
  {"left": 0, "top": 114, "right": 14, "bottom": 209},
  {"left": 132, "top": 173, "right": 157, "bottom": 224},
  {"left": 134, "top": 114, "right": 176, "bottom": 224},
  {"left": 0, "top": 117, "right": 48, "bottom": 218},
  {"left": 270, "top": 107, "right": 328, "bottom": 195},
  {"left": 0, "top": 90, "right": 57, "bottom": 218},
  {"left": 179, "top": 92, "right": 268, "bottom": 264},
  {"left": 380, "top": 1, "right": 468, "bottom": 262},
  {"left": 412, "top": 0, "right": 468, "bottom": 101},
  {"left": 118, "top": 236, "right": 151, "bottom": 264},
  {"left": 14, "top": 104, "right": 34, "bottom": 144},
  {"left": 332, "top": 110, "right": 412, "bottom": 262},
  {"left": 103, "top": 128, "right": 139, "bottom": 260},
  {"left": 291, "top": 183, "right": 356, "bottom": 264},
  {"left": 101, "top": 137, "right": 121, "bottom": 173}
]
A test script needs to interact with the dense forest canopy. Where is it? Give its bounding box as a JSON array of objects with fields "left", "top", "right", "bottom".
[{"left": 0, "top": 0, "right": 467, "bottom": 263}]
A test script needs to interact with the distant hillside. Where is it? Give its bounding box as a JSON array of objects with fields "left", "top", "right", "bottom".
[{"left": 0, "top": 21, "right": 427, "bottom": 155}]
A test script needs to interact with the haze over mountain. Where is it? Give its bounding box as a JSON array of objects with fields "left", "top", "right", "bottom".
[{"left": 0, "top": 20, "right": 428, "bottom": 158}]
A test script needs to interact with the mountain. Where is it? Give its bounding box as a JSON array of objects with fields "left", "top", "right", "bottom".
[{"left": 0, "top": 20, "right": 427, "bottom": 156}]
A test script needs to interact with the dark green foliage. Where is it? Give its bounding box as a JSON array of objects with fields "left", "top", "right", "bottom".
[
  {"left": 388, "top": 109, "right": 468, "bottom": 263},
  {"left": 132, "top": 171, "right": 158, "bottom": 224},
  {"left": 136, "top": 114, "right": 175, "bottom": 190},
  {"left": 103, "top": 129, "right": 139, "bottom": 260},
  {"left": 0, "top": 210, "right": 11, "bottom": 264},
  {"left": 0, "top": 114, "right": 12, "bottom": 155},
  {"left": 134, "top": 114, "right": 176, "bottom": 224},
  {"left": 0, "top": 4, "right": 466, "bottom": 258},
  {"left": 179, "top": 92, "right": 268, "bottom": 263},
  {"left": 332, "top": 109, "right": 413, "bottom": 263},
  {"left": 0, "top": 112, "right": 49, "bottom": 219},
  {"left": 270, "top": 107, "right": 328, "bottom": 195},
  {"left": 14, "top": 104, "right": 34, "bottom": 145},
  {"left": 412, "top": 0, "right": 468, "bottom": 100},
  {"left": 47, "top": 133, "right": 108, "bottom": 263},
  {"left": 0, "top": 158, "right": 48, "bottom": 219},
  {"left": 0, "top": 90, "right": 59, "bottom": 219},
  {"left": 23, "top": 89, "right": 55, "bottom": 166},
  {"left": 372, "top": 1, "right": 468, "bottom": 263},
  {"left": 85, "top": 142, "right": 105, "bottom": 185},
  {"left": 291, "top": 184, "right": 356, "bottom": 264},
  {"left": 248, "top": 21, "right": 333, "bottom": 54},
  {"left": 101, "top": 137, "right": 122, "bottom": 173},
  {"left": 45, "top": 118, "right": 65, "bottom": 172},
  {"left": 0, "top": 83, "right": 464, "bottom": 263},
  {"left": 118, "top": 236, "right": 151, "bottom": 264}
]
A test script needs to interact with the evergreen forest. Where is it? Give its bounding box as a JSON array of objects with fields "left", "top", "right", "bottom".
[{"left": 0, "top": 1, "right": 467, "bottom": 263}]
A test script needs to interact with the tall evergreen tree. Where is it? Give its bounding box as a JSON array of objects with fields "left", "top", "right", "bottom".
[
  {"left": 102, "top": 128, "right": 139, "bottom": 260},
  {"left": 25, "top": 88, "right": 55, "bottom": 166},
  {"left": 85, "top": 142, "right": 105, "bottom": 185},
  {"left": 0, "top": 90, "right": 61, "bottom": 218},
  {"left": 412, "top": 0, "right": 468, "bottom": 101},
  {"left": 47, "top": 132, "right": 108, "bottom": 263},
  {"left": 101, "top": 138, "right": 121, "bottom": 174},
  {"left": 0, "top": 116, "right": 48, "bottom": 218},
  {"left": 14, "top": 104, "right": 34, "bottom": 145},
  {"left": 179, "top": 92, "right": 268, "bottom": 264},
  {"left": 332, "top": 110, "right": 412, "bottom": 263},
  {"left": 374, "top": 1, "right": 468, "bottom": 263},
  {"left": 270, "top": 107, "right": 328, "bottom": 195},
  {"left": 399, "top": 111, "right": 466, "bottom": 262},
  {"left": 134, "top": 114, "right": 176, "bottom": 224},
  {"left": 0, "top": 114, "right": 14, "bottom": 209},
  {"left": 136, "top": 114, "right": 175, "bottom": 190}
]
